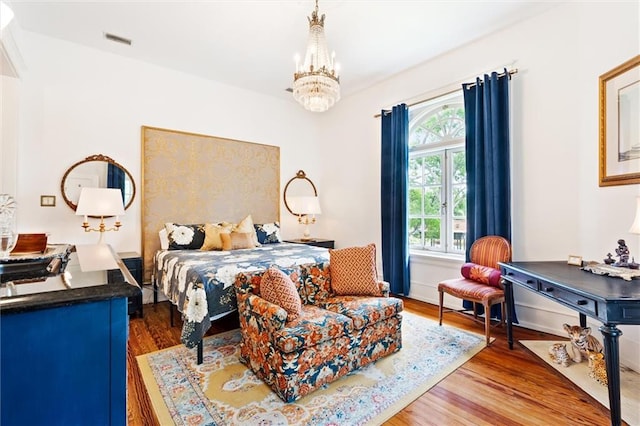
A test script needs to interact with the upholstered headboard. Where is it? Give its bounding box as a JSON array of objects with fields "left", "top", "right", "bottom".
[{"left": 141, "top": 126, "right": 280, "bottom": 282}]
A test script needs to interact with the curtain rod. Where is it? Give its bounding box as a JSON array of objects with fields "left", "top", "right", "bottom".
[{"left": 375, "top": 68, "right": 518, "bottom": 118}]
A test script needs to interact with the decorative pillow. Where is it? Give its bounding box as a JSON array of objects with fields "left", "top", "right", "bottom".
[
  {"left": 220, "top": 232, "right": 255, "bottom": 251},
  {"left": 460, "top": 262, "right": 502, "bottom": 287},
  {"left": 234, "top": 215, "right": 260, "bottom": 247},
  {"left": 201, "top": 222, "right": 233, "bottom": 251},
  {"left": 329, "top": 243, "right": 381, "bottom": 296},
  {"left": 165, "top": 223, "right": 205, "bottom": 250},
  {"left": 254, "top": 222, "right": 282, "bottom": 244},
  {"left": 159, "top": 228, "right": 169, "bottom": 250},
  {"left": 260, "top": 267, "right": 302, "bottom": 320}
]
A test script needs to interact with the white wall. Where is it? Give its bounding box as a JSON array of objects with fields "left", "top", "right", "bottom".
[
  {"left": 321, "top": 2, "right": 640, "bottom": 371},
  {"left": 10, "top": 31, "right": 324, "bottom": 250}
]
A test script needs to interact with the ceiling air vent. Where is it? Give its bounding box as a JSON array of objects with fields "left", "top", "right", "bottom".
[{"left": 104, "top": 32, "right": 132, "bottom": 46}]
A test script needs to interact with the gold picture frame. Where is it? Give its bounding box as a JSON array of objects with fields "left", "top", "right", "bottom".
[
  {"left": 567, "top": 255, "right": 583, "bottom": 266},
  {"left": 599, "top": 55, "right": 640, "bottom": 187}
]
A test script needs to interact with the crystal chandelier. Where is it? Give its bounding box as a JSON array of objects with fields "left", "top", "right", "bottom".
[{"left": 293, "top": 0, "right": 340, "bottom": 112}]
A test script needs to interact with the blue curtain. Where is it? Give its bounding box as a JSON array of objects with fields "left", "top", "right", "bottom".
[
  {"left": 107, "top": 164, "right": 126, "bottom": 204},
  {"left": 380, "top": 104, "right": 410, "bottom": 295},
  {"left": 462, "top": 70, "right": 513, "bottom": 320}
]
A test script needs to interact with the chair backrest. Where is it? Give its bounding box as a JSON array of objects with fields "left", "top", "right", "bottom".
[{"left": 469, "top": 236, "right": 512, "bottom": 269}]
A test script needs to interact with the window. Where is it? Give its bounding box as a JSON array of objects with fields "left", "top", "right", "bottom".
[{"left": 408, "top": 91, "right": 466, "bottom": 254}]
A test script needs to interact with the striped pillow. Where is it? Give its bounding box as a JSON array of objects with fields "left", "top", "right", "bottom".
[
  {"left": 260, "top": 267, "right": 302, "bottom": 320},
  {"left": 329, "top": 244, "right": 381, "bottom": 296}
]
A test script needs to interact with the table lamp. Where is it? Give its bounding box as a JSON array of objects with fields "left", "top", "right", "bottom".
[
  {"left": 76, "top": 187, "right": 125, "bottom": 244},
  {"left": 292, "top": 196, "right": 321, "bottom": 241}
]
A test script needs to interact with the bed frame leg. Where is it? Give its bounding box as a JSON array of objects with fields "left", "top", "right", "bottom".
[{"left": 197, "top": 340, "right": 203, "bottom": 365}]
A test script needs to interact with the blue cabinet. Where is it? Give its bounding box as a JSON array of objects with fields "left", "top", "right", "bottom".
[{"left": 0, "top": 247, "right": 140, "bottom": 426}]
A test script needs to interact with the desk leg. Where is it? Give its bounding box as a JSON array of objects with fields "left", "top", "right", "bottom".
[
  {"left": 579, "top": 313, "right": 587, "bottom": 328},
  {"left": 503, "top": 279, "right": 514, "bottom": 350},
  {"left": 599, "top": 323, "right": 623, "bottom": 426}
]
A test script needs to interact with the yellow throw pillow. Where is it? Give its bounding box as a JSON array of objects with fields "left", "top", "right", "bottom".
[
  {"left": 329, "top": 244, "right": 382, "bottom": 296},
  {"left": 234, "top": 214, "right": 260, "bottom": 247},
  {"left": 260, "top": 267, "right": 302, "bottom": 321},
  {"left": 220, "top": 232, "right": 255, "bottom": 251},
  {"left": 201, "top": 223, "right": 233, "bottom": 251}
]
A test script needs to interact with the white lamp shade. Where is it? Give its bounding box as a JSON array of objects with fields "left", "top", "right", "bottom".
[
  {"left": 76, "top": 188, "right": 125, "bottom": 217},
  {"left": 630, "top": 197, "right": 640, "bottom": 234},
  {"left": 292, "top": 196, "right": 322, "bottom": 215}
]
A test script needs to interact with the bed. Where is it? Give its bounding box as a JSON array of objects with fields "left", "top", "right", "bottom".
[{"left": 152, "top": 242, "right": 329, "bottom": 349}]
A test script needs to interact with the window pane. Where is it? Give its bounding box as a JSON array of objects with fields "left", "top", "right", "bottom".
[
  {"left": 451, "top": 151, "right": 466, "bottom": 184},
  {"left": 408, "top": 218, "right": 423, "bottom": 246},
  {"left": 409, "top": 188, "right": 423, "bottom": 215},
  {"left": 424, "top": 218, "right": 441, "bottom": 249},
  {"left": 452, "top": 185, "right": 466, "bottom": 217},
  {"left": 424, "top": 155, "right": 441, "bottom": 185},
  {"left": 408, "top": 157, "right": 423, "bottom": 186},
  {"left": 423, "top": 187, "right": 441, "bottom": 215}
]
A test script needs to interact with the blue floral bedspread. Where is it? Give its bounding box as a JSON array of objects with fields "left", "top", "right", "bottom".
[{"left": 152, "top": 242, "right": 329, "bottom": 348}]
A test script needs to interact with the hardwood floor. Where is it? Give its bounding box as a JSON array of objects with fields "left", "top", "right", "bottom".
[{"left": 127, "top": 298, "right": 619, "bottom": 425}]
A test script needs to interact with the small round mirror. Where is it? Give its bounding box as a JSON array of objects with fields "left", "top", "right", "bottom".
[
  {"left": 61, "top": 154, "right": 136, "bottom": 213},
  {"left": 283, "top": 170, "right": 317, "bottom": 215}
]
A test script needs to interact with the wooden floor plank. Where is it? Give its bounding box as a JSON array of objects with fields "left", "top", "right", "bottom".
[{"left": 126, "top": 297, "right": 621, "bottom": 425}]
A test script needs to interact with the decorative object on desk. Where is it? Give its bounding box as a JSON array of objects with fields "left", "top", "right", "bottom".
[
  {"left": 0, "top": 194, "right": 17, "bottom": 258},
  {"left": 548, "top": 343, "right": 571, "bottom": 367},
  {"left": 0, "top": 244, "right": 73, "bottom": 283},
  {"left": 582, "top": 262, "right": 640, "bottom": 281},
  {"left": 562, "top": 324, "right": 604, "bottom": 364},
  {"left": 587, "top": 351, "right": 608, "bottom": 386},
  {"left": 604, "top": 253, "right": 615, "bottom": 264},
  {"left": 598, "top": 55, "right": 640, "bottom": 187},
  {"left": 75, "top": 187, "right": 125, "bottom": 244},
  {"left": 567, "top": 255, "right": 583, "bottom": 266},
  {"left": 614, "top": 238, "right": 630, "bottom": 267},
  {"left": 10, "top": 233, "right": 48, "bottom": 254},
  {"left": 289, "top": 195, "right": 321, "bottom": 241}
]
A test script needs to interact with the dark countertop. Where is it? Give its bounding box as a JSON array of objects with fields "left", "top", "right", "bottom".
[{"left": 0, "top": 244, "right": 141, "bottom": 315}]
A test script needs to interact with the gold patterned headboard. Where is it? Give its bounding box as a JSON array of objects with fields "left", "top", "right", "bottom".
[{"left": 141, "top": 126, "right": 280, "bottom": 282}]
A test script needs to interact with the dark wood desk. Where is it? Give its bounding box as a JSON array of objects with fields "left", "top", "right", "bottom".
[{"left": 499, "top": 261, "right": 640, "bottom": 426}]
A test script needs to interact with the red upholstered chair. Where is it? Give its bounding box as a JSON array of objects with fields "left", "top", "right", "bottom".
[{"left": 438, "top": 235, "right": 512, "bottom": 346}]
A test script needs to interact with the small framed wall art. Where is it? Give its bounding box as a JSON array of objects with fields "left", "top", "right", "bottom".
[
  {"left": 40, "top": 195, "right": 56, "bottom": 207},
  {"left": 567, "top": 255, "right": 583, "bottom": 266},
  {"left": 599, "top": 55, "right": 640, "bottom": 187}
]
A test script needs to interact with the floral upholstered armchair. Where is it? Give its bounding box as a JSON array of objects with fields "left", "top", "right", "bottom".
[{"left": 233, "top": 244, "right": 403, "bottom": 402}]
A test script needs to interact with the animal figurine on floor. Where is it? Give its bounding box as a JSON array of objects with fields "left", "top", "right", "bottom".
[
  {"left": 587, "top": 351, "right": 608, "bottom": 386},
  {"left": 562, "top": 324, "right": 604, "bottom": 363},
  {"left": 548, "top": 343, "right": 571, "bottom": 367}
]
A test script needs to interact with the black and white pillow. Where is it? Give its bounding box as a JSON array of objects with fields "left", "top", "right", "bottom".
[
  {"left": 165, "top": 223, "right": 206, "bottom": 250},
  {"left": 254, "top": 222, "right": 282, "bottom": 245}
]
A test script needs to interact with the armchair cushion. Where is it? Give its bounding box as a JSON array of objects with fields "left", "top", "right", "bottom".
[
  {"left": 460, "top": 262, "right": 502, "bottom": 288},
  {"left": 273, "top": 305, "right": 353, "bottom": 353},
  {"left": 260, "top": 267, "right": 302, "bottom": 321},
  {"left": 320, "top": 296, "right": 403, "bottom": 330},
  {"left": 329, "top": 244, "right": 382, "bottom": 296}
]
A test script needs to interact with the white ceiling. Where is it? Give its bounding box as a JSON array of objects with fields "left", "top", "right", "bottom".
[{"left": 6, "top": 0, "right": 560, "bottom": 101}]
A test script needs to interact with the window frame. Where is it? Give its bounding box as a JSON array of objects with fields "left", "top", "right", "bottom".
[{"left": 408, "top": 91, "right": 466, "bottom": 256}]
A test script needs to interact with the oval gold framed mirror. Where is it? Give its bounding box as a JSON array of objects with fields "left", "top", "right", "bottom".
[
  {"left": 283, "top": 170, "right": 318, "bottom": 215},
  {"left": 60, "top": 154, "right": 136, "bottom": 212}
]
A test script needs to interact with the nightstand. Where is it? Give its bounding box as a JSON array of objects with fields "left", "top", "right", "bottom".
[
  {"left": 107, "top": 251, "right": 143, "bottom": 317},
  {"left": 284, "top": 238, "right": 335, "bottom": 249}
]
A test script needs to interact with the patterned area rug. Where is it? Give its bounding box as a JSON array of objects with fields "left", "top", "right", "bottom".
[
  {"left": 137, "top": 312, "right": 487, "bottom": 425},
  {"left": 520, "top": 340, "right": 640, "bottom": 426}
]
